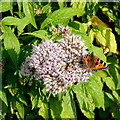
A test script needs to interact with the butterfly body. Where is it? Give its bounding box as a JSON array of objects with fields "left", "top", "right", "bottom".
[{"left": 83, "top": 52, "right": 108, "bottom": 72}]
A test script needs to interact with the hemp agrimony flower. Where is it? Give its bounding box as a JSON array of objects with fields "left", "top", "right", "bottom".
[{"left": 21, "top": 26, "right": 92, "bottom": 95}]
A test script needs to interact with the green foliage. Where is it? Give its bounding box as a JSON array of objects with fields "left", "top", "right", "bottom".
[
  {"left": 41, "top": 7, "right": 83, "bottom": 29},
  {"left": 1, "top": 1, "right": 120, "bottom": 120}
]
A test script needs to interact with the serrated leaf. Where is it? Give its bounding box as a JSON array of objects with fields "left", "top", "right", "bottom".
[
  {"left": 103, "top": 77, "right": 115, "bottom": 90},
  {"left": 0, "top": 90, "right": 8, "bottom": 106},
  {"left": 3, "top": 26, "right": 20, "bottom": 54},
  {"left": 60, "top": 91, "right": 76, "bottom": 118},
  {"left": 3, "top": 26, "right": 20, "bottom": 69},
  {"left": 73, "top": 75, "right": 104, "bottom": 119},
  {"left": 87, "top": 75, "right": 104, "bottom": 109},
  {"left": 23, "top": 30, "right": 49, "bottom": 40},
  {"left": 23, "top": 2, "right": 37, "bottom": 28},
  {"left": 49, "top": 97, "right": 62, "bottom": 118},
  {"left": 2, "top": 16, "right": 30, "bottom": 35},
  {"left": 41, "top": 8, "right": 82, "bottom": 29},
  {"left": 16, "top": 101, "right": 24, "bottom": 119},
  {"left": 38, "top": 98, "right": 49, "bottom": 118},
  {"left": 72, "top": 83, "right": 95, "bottom": 119}
]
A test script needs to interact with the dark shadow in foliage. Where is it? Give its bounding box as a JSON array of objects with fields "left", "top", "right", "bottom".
[{"left": 94, "top": 107, "right": 114, "bottom": 120}]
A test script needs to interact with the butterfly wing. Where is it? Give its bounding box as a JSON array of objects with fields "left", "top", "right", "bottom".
[
  {"left": 90, "top": 58, "right": 108, "bottom": 71},
  {"left": 83, "top": 52, "right": 108, "bottom": 72}
]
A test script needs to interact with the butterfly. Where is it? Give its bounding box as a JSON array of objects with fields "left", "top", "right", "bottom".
[{"left": 83, "top": 52, "right": 108, "bottom": 72}]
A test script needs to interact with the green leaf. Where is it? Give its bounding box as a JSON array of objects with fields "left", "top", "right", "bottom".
[
  {"left": 17, "top": 94, "right": 27, "bottom": 106},
  {"left": 95, "top": 31, "right": 107, "bottom": 46},
  {"left": 60, "top": 91, "right": 76, "bottom": 118},
  {"left": 69, "top": 21, "right": 87, "bottom": 34},
  {"left": 89, "top": 46, "right": 106, "bottom": 62},
  {"left": 72, "top": 83, "right": 95, "bottom": 119},
  {"left": 93, "top": 26, "right": 117, "bottom": 53},
  {"left": 31, "top": 95, "right": 38, "bottom": 110},
  {"left": 38, "top": 98, "right": 49, "bottom": 118},
  {"left": 87, "top": 75, "right": 104, "bottom": 109},
  {"left": 115, "top": 27, "right": 120, "bottom": 35},
  {"left": 28, "top": 90, "right": 38, "bottom": 110},
  {"left": 72, "top": 75, "right": 104, "bottom": 119},
  {"left": 102, "top": 29, "right": 117, "bottom": 53},
  {"left": 0, "top": 90, "right": 8, "bottom": 106},
  {"left": 2, "top": 16, "right": 30, "bottom": 35},
  {"left": 112, "top": 90, "right": 120, "bottom": 104},
  {"left": 16, "top": 101, "right": 24, "bottom": 119},
  {"left": 23, "top": 30, "right": 49, "bottom": 40},
  {"left": 10, "top": 96, "right": 17, "bottom": 114},
  {"left": 93, "top": 70, "right": 107, "bottom": 78},
  {"left": 41, "top": 8, "right": 82, "bottom": 29},
  {"left": 3, "top": 26, "right": 20, "bottom": 70},
  {"left": 105, "top": 92, "right": 114, "bottom": 102},
  {"left": 70, "top": 2, "right": 86, "bottom": 17},
  {"left": 17, "top": 2, "right": 22, "bottom": 18},
  {"left": 42, "top": 3, "right": 51, "bottom": 14},
  {"left": 58, "top": 0, "right": 65, "bottom": 8},
  {"left": 108, "top": 57, "right": 119, "bottom": 89},
  {"left": 23, "top": 2, "right": 37, "bottom": 29},
  {"left": 49, "top": 96, "right": 62, "bottom": 118},
  {"left": 3, "top": 26, "right": 20, "bottom": 54},
  {"left": 103, "top": 77, "right": 115, "bottom": 90},
  {"left": 0, "top": 2, "right": 10, "bottom": 12}
]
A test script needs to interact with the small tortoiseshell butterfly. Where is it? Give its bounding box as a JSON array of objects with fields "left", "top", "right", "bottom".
[{"left": 83, "top": 52, "right": 108, "bottom": 72}]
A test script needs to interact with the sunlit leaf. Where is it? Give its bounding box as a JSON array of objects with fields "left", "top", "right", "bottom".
[
  {"left": 23, "top": 2, "right": 37, "bottom": 28},
  {"left": 60, "top": 92, "right": 76, "bottom": 118},
  {"left": 102, "top": 29, "right": 117, "bottom": 53},
  {"left": 38, "top": 98, "right": 49, "bottom": 118},
  {"left": 103, "top": 77, "right": 115, "bottom": 90},
  {"left": 2, "top": 16, "right": 30, "bottom": 35},
  {"left": 41, "top": 8, "right": 83, "bottom": 29},
  {"left": 16, "top": 101, "right": 24, "bottom": 119},
  {"left": 0, "top": 90, "right": 8, "bottom": 106},
  {"left": 23, "top": 30, "right": 49, "bottom": 40},
  {"left": 3, "top": 26, "right": 20, "bottom": 69},
  {"left": 72, "top": 83, "right": 95, "bottom": 118},
  {"left": 0, "top": 2, "right": 10, "bottom": 12}
]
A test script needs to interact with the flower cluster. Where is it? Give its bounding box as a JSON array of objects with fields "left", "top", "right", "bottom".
[{"left": 21, "top": 26, "right": 92, "bottom": 95}]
